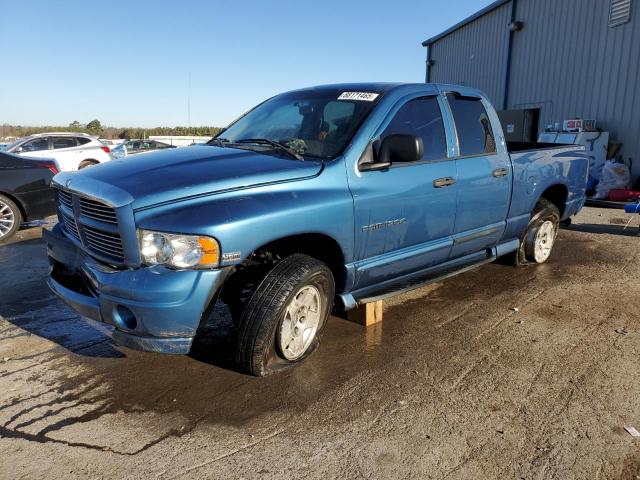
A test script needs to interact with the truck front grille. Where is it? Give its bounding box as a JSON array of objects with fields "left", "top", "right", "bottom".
[{"left": 55, "top": 188, "right": 126, "bottom": 265}]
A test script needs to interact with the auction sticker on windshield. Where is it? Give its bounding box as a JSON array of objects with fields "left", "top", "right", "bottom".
[{"left": 338, "top": 92, "right": 379, "bottom": 101}]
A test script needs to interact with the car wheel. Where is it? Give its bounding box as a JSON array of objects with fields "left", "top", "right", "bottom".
[
  {"left": 0, "top": 195, "right": 22, "bottom": 242},
  {"left": 520, "top": 198, "right": 560, "bottom": 264},
  {"left": 236, "top": 254, "right": 335, "bottom": 376},
  {"left": 79, "top": 160, "right": 98, "bottom": 169}
]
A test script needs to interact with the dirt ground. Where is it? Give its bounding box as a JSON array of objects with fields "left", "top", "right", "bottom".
[{"left": 0, "top": 206, "right": 639, "bottom": 480}]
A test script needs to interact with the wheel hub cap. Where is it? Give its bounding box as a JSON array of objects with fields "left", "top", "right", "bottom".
[
  {"left": 534, "top": 220, "right": 555, "bottom": 262},
  {"left": 279, "top": 285, "right": 322, "bottom": 360},
  {"left": 0, "top": 200, "right": 15, "bottom": 238}
]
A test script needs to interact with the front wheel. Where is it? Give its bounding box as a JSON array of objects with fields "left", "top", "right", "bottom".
[
  {"left": 236, "top": 254, "right": 335, "bottom": 376},
  {"left": 0, "top": 195, "right": 22, "bottom": 242}
]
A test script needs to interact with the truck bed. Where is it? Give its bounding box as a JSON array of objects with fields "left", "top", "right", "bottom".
[{"left": 506, "top": 141, "right": 575, "bottom": 152}]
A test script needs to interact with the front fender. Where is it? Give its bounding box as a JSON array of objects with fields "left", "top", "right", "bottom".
[{"left": 134, "top": 159, "right": 355, "bottom": 267}]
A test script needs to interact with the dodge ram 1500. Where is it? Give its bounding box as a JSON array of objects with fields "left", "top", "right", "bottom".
[{"left": 44, "top": 83, "right": 588, "bottom": 375}]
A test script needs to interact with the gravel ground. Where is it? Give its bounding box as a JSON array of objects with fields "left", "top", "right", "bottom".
[{"left": 0, "top": 206, "right": 639, "bottom": 480}]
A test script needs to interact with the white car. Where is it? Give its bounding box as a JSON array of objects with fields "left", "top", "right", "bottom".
[{"left": 5, "top": 132, "right": 112, "bottom": 171}]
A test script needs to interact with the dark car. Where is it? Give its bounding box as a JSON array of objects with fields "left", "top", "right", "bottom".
[{"left": 0, "top": 152, "right": 58, "bottom": 241}]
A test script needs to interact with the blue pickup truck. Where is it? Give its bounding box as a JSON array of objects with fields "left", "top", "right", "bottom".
[{"left": 44, "top": 83, "right": 587, "bottom": 375}]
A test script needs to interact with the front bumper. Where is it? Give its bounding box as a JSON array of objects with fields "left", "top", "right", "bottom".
[{"left": 44, "top": 224, "right": 230, "bottom": 354}]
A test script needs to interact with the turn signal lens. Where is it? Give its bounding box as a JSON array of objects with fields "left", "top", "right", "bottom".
[{"left": 197, "top": 237, "right": 219, "bottom": 267}]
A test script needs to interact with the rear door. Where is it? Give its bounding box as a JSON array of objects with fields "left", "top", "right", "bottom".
[
  {"left": 444, "top": 92, "right": 512, "bottom": 258},
  {"left": 347, "top": 94, "right": 458, "bottom": 288},
  {"left": 51, "top": 136, "right": 80, "bottom": 170}
]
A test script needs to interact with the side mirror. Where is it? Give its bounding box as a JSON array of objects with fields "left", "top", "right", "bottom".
[
  {"left": 14, "top": 146, "right": 24, "bottom": 154},
  {"left": 378, "top": 134, "right": 424, "bottom": 164}
]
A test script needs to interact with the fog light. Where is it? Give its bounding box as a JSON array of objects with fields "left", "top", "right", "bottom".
[{"left": 114, "top": 305, "right": 137, "bottom": 330}]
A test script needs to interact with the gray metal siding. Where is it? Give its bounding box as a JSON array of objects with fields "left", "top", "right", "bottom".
[
  {"left": 428, "top": 1, "right": 512, "bottom": 106},
  {"left": 508, "top": 0, "right": 640, "bottom": 180},
  {"left": 426, "top": 0, "right": 640, "bottom": 181}
]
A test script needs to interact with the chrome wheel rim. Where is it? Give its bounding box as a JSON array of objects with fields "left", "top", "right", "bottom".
[
  {"left": 534, "top": 220, "right": 555, "bottom": 262},
  {"left": 279, "top": 285, "right": 322, "bottom": 360},
  {"left": 0, "top": 200, "right": 15, "bottom": 239}
]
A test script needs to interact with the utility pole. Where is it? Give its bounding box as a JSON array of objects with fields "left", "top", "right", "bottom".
[{"left": 187, "top": 72, "right": 191, "bottom": 129}]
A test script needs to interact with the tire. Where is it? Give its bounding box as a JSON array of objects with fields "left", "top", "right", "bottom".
[
  {"left": 79, "top": 160, "right": 98, "bottom": 169},
  {"left": 517, "top": 198, "right": 560, "bottom": 264},
  {"left": 237, "top": 254, "right": 335, "bottom": 376},
  {"left": 0, "top": 195, "right": 22, "bottom": 242}
]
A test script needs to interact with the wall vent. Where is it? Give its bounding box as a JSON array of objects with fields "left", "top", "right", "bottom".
[{"left": 609, "top": 0, "right": 632, "bottom": 27}]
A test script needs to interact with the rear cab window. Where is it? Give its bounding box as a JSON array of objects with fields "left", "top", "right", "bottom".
[{"left": 446, "top": 94, "right": 496, "bottom": 156}]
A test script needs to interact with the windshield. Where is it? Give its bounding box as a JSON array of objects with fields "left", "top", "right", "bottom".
[
  {"left": 215, "top": 89, "right": 382, "bottom": 159},
  {"left": 3, "top": 138, "right": 25, "bottom": 151}
]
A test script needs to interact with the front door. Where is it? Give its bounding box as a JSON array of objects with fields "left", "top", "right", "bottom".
[
  {"left": 444, "top": 93, "right": 511, "bottom": 258},
  {"left": 347, "top": 95, "right": 458, "bottom": 289},
  {"left": 15, "top": 137, "right": 50, "bottom": 159}
]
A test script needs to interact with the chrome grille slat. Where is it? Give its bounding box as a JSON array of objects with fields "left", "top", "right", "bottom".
[
  {"left": 56, "top": 188, "right": 126, "bottom": 263},
  {"left": 84, "top": 234, "right": 123, "bottom": 248},
  {"left": 85, "top": 239, "right": 124, "bottom": 254},
  {"left": 79, "top": 197, "right": 118, "bottom": 224},
  {"left": 57, "top": 190, "right": 73, "bottom": 210},
  {"left": 83, "top": 227, "right": 121, "bottom": 242}
]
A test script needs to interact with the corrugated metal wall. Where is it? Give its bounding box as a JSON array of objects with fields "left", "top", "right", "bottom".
[
  {"left": 428, "top": 1, "right": 512, "bottom": 105},
  {"left": 427, "top": 0, "right": 640, "bottom": 181}
]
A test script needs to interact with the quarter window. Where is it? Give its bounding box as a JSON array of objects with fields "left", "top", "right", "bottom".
[
  {"left": 76, "top": 137, "right": 91, "bottom": 145},
  {"left": 380, "top": 96, "right": 447, "bottom": 162},
  {"left": 447, "top": 94, "right": 496, "bottom": 156},
  {"left": 52, "top": 137, "right": 77, "bottom": 149}
]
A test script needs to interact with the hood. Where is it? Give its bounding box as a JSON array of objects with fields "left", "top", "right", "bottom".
[{"left": 66, "top": 146, "right": 322, "bottom": 209}]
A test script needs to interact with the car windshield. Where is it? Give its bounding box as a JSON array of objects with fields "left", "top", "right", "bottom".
[
  {"left": 4, "top": 138, "right": 25, "bottom": 151},
  {"left": 214, "top": 89, "right": 382, "bottom": 159}
]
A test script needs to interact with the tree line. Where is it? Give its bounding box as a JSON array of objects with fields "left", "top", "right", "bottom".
[{"left": 1, "top": 121, "right": 222, "bottom": 140}]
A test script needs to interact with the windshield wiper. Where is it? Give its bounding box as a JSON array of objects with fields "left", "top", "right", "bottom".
[
  {"left": 207, "top": 137, "right": 230, "bottom": 148},
  {"left": 234, "top": 138, "right": 303, "bottom": 161}
]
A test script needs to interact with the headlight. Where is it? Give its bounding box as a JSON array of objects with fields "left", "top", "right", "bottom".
[{"left": 138, "top": 230, "right": 219, "bottom": 269}]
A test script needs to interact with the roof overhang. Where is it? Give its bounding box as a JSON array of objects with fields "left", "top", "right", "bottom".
[{"left": 421, "top": 0, "right": 512, "bottom": 46}]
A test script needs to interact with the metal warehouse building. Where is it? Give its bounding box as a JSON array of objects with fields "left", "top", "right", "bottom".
[{"left": 423, "top": 0, "right": 639, "bottom": 182}]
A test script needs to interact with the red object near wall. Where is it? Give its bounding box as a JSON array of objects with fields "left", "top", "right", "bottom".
[{"left": 609, "top": 189, "right": 640, "bottom": 201}]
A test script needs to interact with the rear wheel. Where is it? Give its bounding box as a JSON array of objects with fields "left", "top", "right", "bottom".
[
  {"left": 0, "top": 195, "right": 22, "bottom": 242},
  {"left": 236, "top": 254, "right": 334, "bottom": 376},
  {"left": 518, "top": 198, "right": 560, "bottom": 264}
]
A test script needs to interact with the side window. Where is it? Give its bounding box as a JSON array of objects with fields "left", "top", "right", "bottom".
[
  {"left": 52, "top": 137, "right": 77, "bottom": 149},
  {"left": 76, "top": 137, "right": 91, "bottom": 145},
  {"left": 380, "top": 96, "right": 447, "bottom": 162},
  {"left": 20, "top": 138, "right": 49, "bottom": 152},
  {"left": 446, "top": 94, "right": 496, "bottom": 156}
]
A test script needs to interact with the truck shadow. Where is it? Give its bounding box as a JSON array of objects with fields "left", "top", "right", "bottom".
[
  {"left": 189, "top": 301, "right": 242, "bottom": 372},
  {"left": 565, "top": 222, "right": 639, "bottom": 237}
]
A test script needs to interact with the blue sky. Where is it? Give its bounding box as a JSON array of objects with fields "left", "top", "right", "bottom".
[{"left": 0, "top": 0, "right": 492, "bottom": 127}]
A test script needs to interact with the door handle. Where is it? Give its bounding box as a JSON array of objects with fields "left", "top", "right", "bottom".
[
  {"left": 433, "top": 177, "right": 456, "bottom": 188},
  {"left": 492, "top": 167, "right": 509, "bottom": 177}
]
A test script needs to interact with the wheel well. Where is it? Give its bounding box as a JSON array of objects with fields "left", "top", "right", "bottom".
[
  {"left": 539, "top": 184, "right": 568, "bottom": 216},
  {"left": 79, "top": 159, "right": 99, "bottom": 168},
  {"left": 0, "top": 191, "right": 26, "bottom": 221},
  {"left": 251, "top": 234, "right": 346, "bottom": 292}
]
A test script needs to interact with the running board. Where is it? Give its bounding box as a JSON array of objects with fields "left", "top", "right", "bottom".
[{"left": 341, "top": 250, "right": 496, "bottom": 307}]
